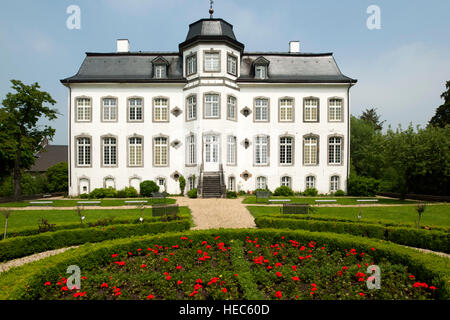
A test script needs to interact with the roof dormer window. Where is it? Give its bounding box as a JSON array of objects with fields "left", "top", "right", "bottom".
[
  {"left": 253, "top": 56, "right": 270, "bottom": 80},
  {"left": 152, "top": 56, "right": 169, "bottom": 79}
]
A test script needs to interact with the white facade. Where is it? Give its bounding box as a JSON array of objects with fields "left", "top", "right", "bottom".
[{"left": 63, "top": 18, "right": 355, "bottom": 196}]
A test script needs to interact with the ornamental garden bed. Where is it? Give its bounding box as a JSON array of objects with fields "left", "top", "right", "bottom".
[
  {"left": 242, "top": 197, "right": 415, "bottom": 205},
  {"left": 3, "top": 229, "right": 446, "bottom": 300}
]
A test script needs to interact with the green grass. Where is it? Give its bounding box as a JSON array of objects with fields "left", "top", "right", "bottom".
[
  {"left": 241, "top": 196, "right": 416, "bottom": 205},
  {"left": 0, "top": 197, "right": 176, "bottom": 207},
  {"left": 0, "top": 207, "right": 191, "bottom": 233},
  {"left": 246, "top": 205, "right": 450, "bottom": 228}
]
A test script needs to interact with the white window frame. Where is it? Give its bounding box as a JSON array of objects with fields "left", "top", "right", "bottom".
[
  {"left": 188, "top": 176, "right": 195, "bottom": 191},
  {"left": 77, "top": 137, "right": 91, "bottom": 166},
  {"left": 228, "top": 176, "right": 236, "bottom": 191},
  {"left": 102, "top": 98, "right": 117, "bottom": 122},
  {"left": 328, "top": 137, "right": 342, "bottom": 165},
  {"left": 153, "top": 97, "right": 169, "bottom": 122},
  {"left": 227, "top": 95, "right": 237, "bottom": 120},
  {"left": 154, "top": 64, "right": 166, "bottom": 79},
  {"left": 256, "top": 176, "right": 267, "bottom": 190},
  {"left": 76, "top": 98, "right": 91, "bottom": 122},
  {"left": 128, "top": 98, "right": 143, "bottom": 121},
  {"left": 329, "top": 98, "right": 343, "bottom": 121},
  {"left": 204, "top": 94, "right": 220, "bottom": 118},
  {"left": 254, "top": 98, "right": 269, "bottom": 122},
  {"left": 186, "top": 134, "right": 196, "bottom": 165},
  {"left": 204, "top": 52, "right": 220, "bottom": 72},
  {"left": 128, "top": 137, "right": 143, "bottom": 167},
  {"left": 254, "top": 135, "right": 269, "bottom": 165},
  {"left": 306, "top": 176, "right": 315, "bottom": 189},
  {"left": 227, "top": 135, "right": 236, "bottom": 165},
  {"left": 227, "top": 54, "right": 237, "bottom": 75},
  {"left": 330, "top": 176, "right": 340, "bottom": 192},
  {"left": 279, "top": 98, "right": 294, "bottom": 122},
  {"left": 186, "top": 54, "right": 197, "bottom": 75},
  {"left": 187, "top": 95, "right": 197, "bottom": 121},
  {"left": 154, "top": 137, "right": 168, "bottom": 166},
  {"left": 304, "top": 98, "right": 319, "bottom": 122},
  {"left": 255, "top": 65, "right": 267, "bottom": 79},
  {"left": 304, "top": 136, "right": 318, "bottom": 165},
  {"left": 279, "top": 136, "right": 293, "bottom": 165},
  {"left": 103, "top": 137, "right": 117, "bottom": 166},
  {"left": 281, "top": 176, "right": 291, "bottom": 188}
]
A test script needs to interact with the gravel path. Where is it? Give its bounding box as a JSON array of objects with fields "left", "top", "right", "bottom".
[
  {"left": 0, "top": 246, "right": 79, "bottom": 273},
  {"left": 176, "top": 197, "right": 256, "bottom": 230}
]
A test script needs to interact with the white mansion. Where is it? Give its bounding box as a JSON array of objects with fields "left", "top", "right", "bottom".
[{"left": 61, "top": 17, "right": 357, "bottom": 197}]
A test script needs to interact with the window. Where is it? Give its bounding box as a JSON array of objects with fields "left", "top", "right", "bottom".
[
  {"left": 188, "top": 176, "right": 195, "bottom": 191},
  {"left": 128, "top": 137, "right": 143, "bottom": 167},
  {"left": 255, "top": 65, "right": 267, "bottom": 79},
  {"left": 256, "top": 176, "right": 267, "bottom": 190},
  {"left": 228, "top": 176, "right": 235, "bottom": 191},
  {"left": 186, "top": 54, "right": 197, "bottom": 75},
  {"left": 227, "top": 54, "right": 237, "bottom": 75},
  {"left": 280, "top": 98, "right": 294, "bottom": 122},
  {"left": 304, "top": 98, "right": 319, "bottom": 122},
  {"left": 204, "top": 94, "right": 220, "bottom": 118},
  {"left": 255, "top": 135, "right": 269, "bottom": 165},
  {"left": 157, "top": 177, "right": 166, "bottom": 188},
  {"left": 330, "top": 176, "right": 340, "bottom": 192},
  {"left": 154, "top": 64, "right": 166, "bottom": 79},
  {"left": 281, "top": 176, "right": 291, "bottom": 188},
  {"left": 186, "top": 134, "right": 196, "bottom": 165},
  {"left": 254, "top": 98, "right": 269, "bottom": 121},
  {"left": 227, "top": 136, "right": 236, "bottom": 165},
  {"left": 103, "top": 137, "right": 117, "bottom": 166},
  {"left": 128, "top": 98, "right": 143, "bottom": 121},
  {"left": 204, "top": 52, "right": 220, "bottom": 72},
  {"left": 153, "top": 98, "right": 169, "bottom": 122},
  {"left": 304, "top": 136, "right": 318, "bottom": 165},
  {"left": 77, "top": 137, "right": 91, "bottom": 166},
  {"left": 227, "top": 95, "right": 237, "bottom": 120},
  {"left": 102, "top": 98, "right": 117, "bottom": 121},
  {"left": 306, "top": 176, "right": 315, "bottom": 189},
  {"left": 328, "top": 137, "right": 342, "bottom": 164},
  {"left": 187, "top": 95, "right": 197, "bottom": 120},
  {"left": 154, "top": 137, "right": 168, "bottom": 166},
  {"left": 76, "top": 98, "right": 91, "bottom": 121},
  {"left": 329, "top": 98, "right": 343, "bottom": 121},
  {"left": 280, "top": 137, "right": 293, "bottom": 165}
]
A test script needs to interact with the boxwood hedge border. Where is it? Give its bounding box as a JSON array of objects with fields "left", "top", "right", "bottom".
[{"left": 0, "top": 228, "right": 448, "bottom": 300}]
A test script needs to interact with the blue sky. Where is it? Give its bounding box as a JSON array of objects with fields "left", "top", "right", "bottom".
[{"left": 1, "top": 0, "right": 449, "bottom": 145}]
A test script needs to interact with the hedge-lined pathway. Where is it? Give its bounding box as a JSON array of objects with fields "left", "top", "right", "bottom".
[{"left": 176, "top": 197, "right": 256, "bottom": 230}]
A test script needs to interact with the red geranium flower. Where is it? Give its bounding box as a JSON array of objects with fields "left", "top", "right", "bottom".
[
  {"left": 359, "top": 292, "right": 365, "bottom": 297},
  {"left": 100, "top": 283, "right": 108, "bottom": 288},
  {"left": 44, "top": 281, "right": 51, "bottom": 286},
  {"left": 292, "top": 276, "right": 300, "bottom": 281},
  {"left": 140, "top": 264, "right": 147, "bottom": 268},
  {"left": 177, "top": 280, "right": 183, "bottom": 285},
  {"left": 176, "top": 265, "right": 182, "bottom": 270},
  {"left": 221, "top": 288, "right": 227, "bottom": 293},
  {"left": 275, "top": 272, "right": 282, "bottom": 277},
  {"left": 147, "top": 294, "right": 155, "bottom": 300},
  {"left": 275, "top": 291, "right": 282, "bottom": 299}
]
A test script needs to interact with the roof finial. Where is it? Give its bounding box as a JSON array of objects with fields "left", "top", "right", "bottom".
[{"left": 209, "top": 0, "right": 214, "bottom": 18}]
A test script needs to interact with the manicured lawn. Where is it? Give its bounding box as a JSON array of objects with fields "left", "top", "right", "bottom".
[
  {"left": 0, "top": 207, "right": 191, "bottom": 233},
  {"left": 241, "top": 196, "right": 416, "bottom": 205},
  {"left": 0, "top": 198, "right": 176, "bottom": 207},
  {"left": 246, "top": 205, "right": 450, "bottom": 228}
]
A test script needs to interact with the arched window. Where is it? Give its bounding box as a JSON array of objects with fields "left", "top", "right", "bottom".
[
  {"left": 330, "top": 176, "right": 340, "bottom": 192},
  {"left": 77, "top": 137, "right": 91, "bottom": 166},
  {"left": 102, "top": 137, "right": 117, "bottom": 166},
  {"left": 280, "top": 136, "right": 293, "bottom": 165},
  {"left": 154, "top": 137, "right": 168, "bottom": 166},
  {"left": 306, "top": 176, "right": 315, "bottom": 189},
  {"left": 281, "top": 176, "right": 291, "bottom": 188},
  {"left": 128, "top": 137, "right": 143, "bottom": 166},
  {"left": 304, "top": 136, "right": 318, "bottom": 165},
  {"left": 186, "top": 95, "right": 197, "bottom": 121},
  {"left": 254, "top": 135, "right": 269, "bottom": 165},
  {"left": 328, "top": 136, "right": 343, "bottom": 164},
  {"left": 228, "top": 176, "right": 236, "bottom": 192},
  {"left": 227, "top": 136, "right": 236, "bottom": 165},
  {"left": 227, "top": 95, "right": 237, "bottom": 120},
  {"left": 186, "top": 134, "right": 196, "bottom": 165},
  {"left": 256, "top": 176, "right": 267, "bottom": 190}
]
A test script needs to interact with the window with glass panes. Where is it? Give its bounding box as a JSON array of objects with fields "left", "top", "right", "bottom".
[
  {"left": 256, "top": 176, "right": 267, "bottom": 189},
  {"left": 328, "top": 137, "right": 342, "bottom": 164},
  {"left": 154, "top": 64, "right": 166, "bottom": 79},
  {"left": 227, "top": 54, "right": 237, "bottom": 75},
  {"left": 103, "top": 137, "right": 117, "bottom": 166},
  {"left": 255, "top": 98, "right": 269, "bottom": 121},
  {"left": 186, "top": 134, "right": 196, "bottom": 165},
  {"left": 76, "top": 98, "right": 91, "bottom": 121},
  {"left": 330, "top": 176, "right": 340, "bottom": 192},
  {"left": 255, "top": 65, "right": 267, "bottom": 79},
  {"left": 102, "top": 98, "right": 117, "bottom": 121},
  {"left": 306, "top": 176, "right": 315, "bottom": 189},
  {"left": 154, "top": 137, "right": 168, "bottom": 166},
  {"left": 304, "top": 98, "right": 318, "bottom": 122},
  {"left": 255, "top": 136, "right": 268, "bottom": 165},
  {"left": 227, "top": 136, "right": 236, "bottom": 165},
  {"left": 281, "top": 176, "right": 291, "bottom": 187},
  {"left": 227, "top": 96, "right": 236, "bottom": 120},
  {"left": 187, "top": 95, "right": 197, "bottom": 120},
  {"left": 329, "top": 98, "right": 342, "bottom": 121},
  {"left": 186, "top": 54, "right": 197, "bottom": 75},
  {"left": 280, "top": 137, "right": 293, "bottom": 165},
  {"left": 77, "top": 137, "right": 91, "bottom": 166},
  {"left": 128, "top": 98, "right": 143, "bottom": 121},
  {"left": 188, "top": 176, "right": 195, "bottom": 190},
  {"left": 154, "top": 98, "right": 169, "bottom": 121},
  {"left": 204, "top": 52, "right": 220, "bottom": 72},
  {"left": 304, "top": 137, "right": 318, "bottom": 165},
  {"left": 204, "top": 94, "right": 219, "bottom": 118},
  {"left": 280, "top": 98, "right": 293, "bottom": 121},
  {"left": 228, "top": 176, "right": 235, "bottom": 191},
  {"left": 128, "top": 137, "right": 143, "bottom": 166}
]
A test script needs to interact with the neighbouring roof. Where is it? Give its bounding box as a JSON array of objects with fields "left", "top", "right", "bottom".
[{"left": 28, "top": 145, "right": 68, "bottom": 172}]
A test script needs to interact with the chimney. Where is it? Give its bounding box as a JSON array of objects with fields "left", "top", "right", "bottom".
[
  {"left": 289, "top": 41, "right": 300, "bottom": 53},
  {"left": 117, "top": 39, "right": 130, "bottom": 53}
]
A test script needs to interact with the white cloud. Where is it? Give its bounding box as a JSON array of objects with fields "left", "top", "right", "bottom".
[{"left": 350, "top": 42, "right": 450, "bottom": 129}]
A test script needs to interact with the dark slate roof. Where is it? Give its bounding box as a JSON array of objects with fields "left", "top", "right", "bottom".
[
  {"left": 61, "top": 53, "right": 186, "bottom": 84},
  {"left": 238, "top": 53, "right": 356, "bottom": 83},
  {"left": 28, "top": 145, "right": 68, "bottom": 172},
  {"left": 179, "top": 18, "right": 244, "bottom": 52}
]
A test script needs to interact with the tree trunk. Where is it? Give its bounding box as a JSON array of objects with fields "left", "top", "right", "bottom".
[{"left": 13, "top": 138, "right": 22, "bottom": 201}]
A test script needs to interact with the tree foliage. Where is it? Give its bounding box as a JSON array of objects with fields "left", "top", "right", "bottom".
[
  {"left": 46, "top": 162, "right": 68, "bottom": 193},
  {"left": 360, "top": 108, "right": 385, "bottom": 131},
  {"left": 428, "top": 80, "right": 450, "bottom": 128}
]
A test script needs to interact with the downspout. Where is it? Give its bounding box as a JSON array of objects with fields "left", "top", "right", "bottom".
[
  {"left": 68, "top": 86, "right": 72, "bottom": 190},
  {"left": 346, "top": 81, "right": 352, "bottom": 186}
]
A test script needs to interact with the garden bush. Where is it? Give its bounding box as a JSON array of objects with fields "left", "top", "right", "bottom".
[
  {"left": 46, "top": 162, "right": 68, "bottom": 193},
  {"left": 124, "top": 186, "right": 138, "bottom": 198},
  {"left": 303, "top": 188, "right": 318, "bottom": 196},
  {"left": 347, "top": 174, "right": 380, "bottom": 196},
  {"left": 0, "top": 229, "right": 447, "bottom": 300},
  {"left": 334, "top": 190, "right": 346, "bottom": 196},
  {"left": 178, "top": 176, "right": 186, "bottom": 195},
  {"left": 139, "top": 180, "right": 159, "bottom": 197},
  {"left": 187, "top": 188, "right": 197, "bottom": 198},
  {"left": 116, "top": 189, "right": 127, "bottom": 198},
  {"left": 226, "top": 191, "right": 237, "bottom": 198},
  {"left": 273, "top": 186, "right": 294, "bottom": 197},
  {"left": 255, "top": 217, "right": 450, "bottom": 253}
]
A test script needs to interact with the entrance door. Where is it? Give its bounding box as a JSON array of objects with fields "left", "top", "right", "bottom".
[{"left": 203, "top": 134, "right": 219, "bottom": 172}]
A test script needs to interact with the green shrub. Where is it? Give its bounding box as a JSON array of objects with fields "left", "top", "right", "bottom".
[
  {"left": 116, "top": 189, "right": 127, "bottom": 198},
  {"left": 89, "top": 188, "right": 106, "bottom": 199},
  {"left": 139, "top": 180, "right": 159, "bottom": 197},
  {"left": 334, "top": 189, "right": 346, "bottom": 196},
  {"left": 124, "top": 186, "right": 138, "bottom": 198},
  {"left": 179, "top": 176, "right": 186, "bottom": 195},
  {"left": 347, "top": 174, "right": 380, "bottom": 196},
  {"left": 79, "top": 193, "right": 89, "bottom": 199},
  {"left": 187, "top": 188, "right": 197, "bottom": 198},
  {"left": 238, "top": 190, "right": 246, "bottom": 196},
  {"left": 273, "top": 186, "right": 294, "bottom": 196},
  {"left": 226, "top": 191, "right": 237, "bottom": 198},
  {"left": 46, "top": 162, "right": 68, "bottom": 193},
  {"left": 303, "top": 188, "right": 318, "bottom": 196}
]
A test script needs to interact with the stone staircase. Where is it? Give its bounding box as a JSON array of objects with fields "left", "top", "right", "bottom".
[{"left": 200, "top": 167, "right": 227, "bottom": 198}]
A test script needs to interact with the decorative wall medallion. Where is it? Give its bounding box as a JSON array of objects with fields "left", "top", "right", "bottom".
[
  {"left": 170, "top": 139, "right": 182, "bottom": 149},
  {"left": 171, "top": 171, "right": 181, "bottom": 181},
  {"left": 171, "top": 106, "right": 182, "bottom": 117},
  {"left": 240, "top": 106, "right": 251, "bottom": 117},
  {"left": 240, "top": 170, "right": 252, "bottom": 181},
  {"left": 241, "top": 138, "right": 251, "bottom": 149}
]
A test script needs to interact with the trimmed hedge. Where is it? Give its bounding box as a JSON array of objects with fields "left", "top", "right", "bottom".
[
  {"left": 0, "top": 229, "right": 448, "bottom": 300},
  {"left": 255, "top": 217, "right": 450, "bottom": 253},
  {"left": 0, "top": 219, "right": 191, "bottom": 262}
]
